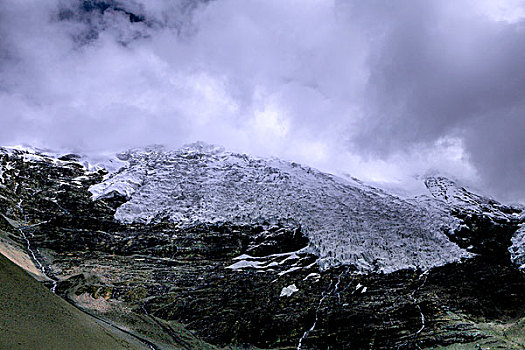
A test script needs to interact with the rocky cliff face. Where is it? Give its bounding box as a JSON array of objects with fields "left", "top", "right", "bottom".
[{"left": 0, "top": 144, "right": 524, "bottom": 349}]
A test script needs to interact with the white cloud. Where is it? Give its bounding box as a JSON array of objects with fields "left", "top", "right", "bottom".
[{"left": 0, "top": 0, "right": 524, "bottom": 202}]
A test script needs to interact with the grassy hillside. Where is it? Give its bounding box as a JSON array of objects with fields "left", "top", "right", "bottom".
[{"left": 0, "top": 252, "right": 149, "bottom": 350}]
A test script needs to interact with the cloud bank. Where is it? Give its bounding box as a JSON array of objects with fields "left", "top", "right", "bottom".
[{"left": 0, "top": 0, "right": 524, "bottom": 202}]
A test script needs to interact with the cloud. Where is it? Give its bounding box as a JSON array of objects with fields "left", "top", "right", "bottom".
[
  {"left": 348, "top": 0, "right": 525, "bottom": 201},
  {"left": 0, "top": 0, "right": 524, "bottom": 202}
]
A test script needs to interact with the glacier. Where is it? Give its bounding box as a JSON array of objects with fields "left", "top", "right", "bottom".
[{"left": 88, "top": 143, "right": 471, "bottom": 273}]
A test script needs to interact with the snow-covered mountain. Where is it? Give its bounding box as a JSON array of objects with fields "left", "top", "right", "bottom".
[
  {"left": 2, "top": 143, "right": 525, "bottom": 349},
  {"left": 88, "top": 142, "right": 474, "bottom": 273},
  {"left": 3, "top": 143, "right": 523, "bottom": 273}
]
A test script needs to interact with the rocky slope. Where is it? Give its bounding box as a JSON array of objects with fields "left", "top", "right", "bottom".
[
  {"left": 0, "top": 241, "right": 150, "bottom": 350},
  {"left": 425, "top": 176, "right": 524, "bottom": 266},
  {"left": 0, "top": 144, "right": 524, "bottom": 349}
]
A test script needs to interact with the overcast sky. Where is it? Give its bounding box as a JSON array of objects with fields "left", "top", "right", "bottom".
[{"left": 0, "top": 0, "right": 524, "bottom": 202}]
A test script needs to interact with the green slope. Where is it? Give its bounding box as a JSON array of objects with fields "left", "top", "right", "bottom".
[{"left": 0, "top": 253, "right": 149, "bottom": 350}]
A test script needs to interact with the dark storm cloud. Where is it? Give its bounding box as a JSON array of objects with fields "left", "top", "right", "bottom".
[
  {"left": 0, "top": 0, "right": 524, "bottom": 202},
  {"left": 348, "top": 0, "right": 525, "bottom": 201}
]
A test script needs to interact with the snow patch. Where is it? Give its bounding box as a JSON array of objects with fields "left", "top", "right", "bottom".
[
  {"left": 303, "top": 273, "right": 320, "bottom": 281},
  {"left": 280, "top": 284, "right": 299, "bottom": 297},
  {"left": 228, "top": 251, "right": 306, "bottom": 273},
  {"left": 226, "top": 260, "right": 264, "bottom": 270},
  {"left": 278, "top": 266, "right": 302, "bottom": 276},
  {"left": 232, "top": 254, "right": 259, "bottom": 261}
]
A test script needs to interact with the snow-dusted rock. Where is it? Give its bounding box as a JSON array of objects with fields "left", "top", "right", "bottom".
[
  {"left": 510, "top": 226, "right": 525, "bottom": 271},
  {"left": 425, "top": 176, "right": 524, "bottom": 267}
]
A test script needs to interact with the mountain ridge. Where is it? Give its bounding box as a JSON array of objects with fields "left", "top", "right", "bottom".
[
  {"left": 1, "top": 143, "right": 524, "bottom": 349},
  {"left": 86, "top": 142, "right": 524, "bottom": 272}
]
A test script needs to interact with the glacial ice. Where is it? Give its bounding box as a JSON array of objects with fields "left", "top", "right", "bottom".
[{"left": 88, "top": 143, "right": 471, "bottom": 273}]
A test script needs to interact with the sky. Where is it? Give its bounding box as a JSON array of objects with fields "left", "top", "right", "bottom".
[{"left": 0, "top": 0, "right": 524, "bottom": 203}]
